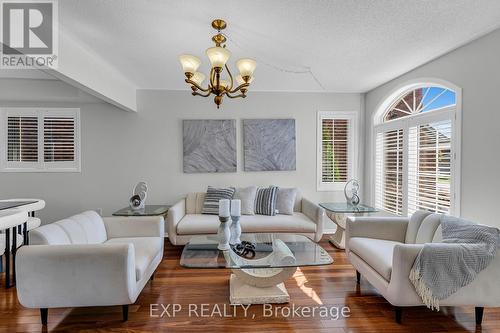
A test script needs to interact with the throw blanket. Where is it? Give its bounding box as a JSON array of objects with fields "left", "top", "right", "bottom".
[{"left": 409, "top": 216, "right": 500, "bottom": 310}]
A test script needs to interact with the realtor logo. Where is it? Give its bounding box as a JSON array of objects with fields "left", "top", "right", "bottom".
[{"left": 1, "top": 0, "right": 58, "bottom": 68}]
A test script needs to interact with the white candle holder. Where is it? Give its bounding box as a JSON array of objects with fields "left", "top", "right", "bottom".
[
  {"left": 229, "top": 215, "right": 241, "bottom": 245},
  {"left": 217, "top": 216, "right": 231, "bottom": 251}
]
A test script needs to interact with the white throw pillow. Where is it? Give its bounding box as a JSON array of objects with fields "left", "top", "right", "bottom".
[
  {"left": 233, "top": 186, "right": 258, "bottom": 215},
  {"left": 276, "top": 187, "right": 297, "bottom": 215}
]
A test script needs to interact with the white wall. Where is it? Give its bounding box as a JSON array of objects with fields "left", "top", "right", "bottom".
[
  {"left": 0, "top": 88, "right": 362, "bottom": 223},
  {"left": 364, "top": 28, "right": 500, "bottom": 227}
]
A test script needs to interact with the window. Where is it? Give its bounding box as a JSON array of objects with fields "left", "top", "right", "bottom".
[
  {"left": 317, "top": 111, "right": 358, "bottom": 191},
  {"left": 1, "top": 108, "right": 80, "bottom": 172},
  {"left": 374, "top": 83, "right": 460, "bottom": 216}
]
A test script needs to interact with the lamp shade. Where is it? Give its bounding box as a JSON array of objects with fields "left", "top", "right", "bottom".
[
  {"left": 178, "top": 54, "right": 201, "bottom": 74},
  {"left": 236, "top": 58, "right": 257, "bottom": 78},
  {"left": 219, "top": 79, "right": 230, "bottom": 89},
  {"left": 206, "top": 47, "right": 231, "bottom": 68},
  {"left": 236, "top": 74, "right": 254, "bottom": 85},
  {"left": 191, "top": 72, "right": 205, "bottom": 86}
]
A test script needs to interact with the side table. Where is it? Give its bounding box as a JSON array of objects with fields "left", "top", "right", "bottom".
[
  {"left": 319, "top": 202, "right": 377, "bottom": 249},
  {"left": 112, "top": 205, "right": 171, "bottom": 217}
]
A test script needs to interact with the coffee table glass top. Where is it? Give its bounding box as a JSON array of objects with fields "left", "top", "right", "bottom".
[
  {"left": 112, "top": 205, "right": 170, "bottom": 216},
  {"left": 319, "top": 202, "right": 378, "bottom": 214},
  {"left": 180, "top": 233, "right": 333, "bottom": 269}
]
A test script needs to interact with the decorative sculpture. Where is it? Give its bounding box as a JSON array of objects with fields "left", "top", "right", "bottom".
[
  {"left": 344, "top": 179, "right": 360, "bottom": 206},
  {"left": 218, "top": 199, "right": 231, "bottom": 250},
  {"left": 129, "top": 182, "right": 148, "bottom": 211},
  {"left": 229, "top": 199, "right": 242, "bottom": 245}
]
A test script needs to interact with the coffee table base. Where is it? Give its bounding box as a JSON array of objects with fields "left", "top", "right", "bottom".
[{"left": 229, "top": 274, "right": 290, "bottom": 304}]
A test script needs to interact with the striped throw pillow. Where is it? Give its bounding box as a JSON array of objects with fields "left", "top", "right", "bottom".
[
  {"left": 201, "top": 186, "right": 235, "bottom": 215},
  {"left": 255, "top": 186, "right": 279, "bottom": 216}
]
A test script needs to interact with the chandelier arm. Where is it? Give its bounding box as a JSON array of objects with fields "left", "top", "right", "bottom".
[
  {"left": 185, "top": 79, "right": 210, "bottom": 92},
  {"left": 225, "top": 64, "right": 234, "bottom": 91},
  {"left": 229, "top": 83, "right": 250, "bottom": 94},
  {"left": 192, "top": 90, "right": 212, "bottom": 98},
  {"left": 225, "top": 93, "right": 246, "bottom": 99}
]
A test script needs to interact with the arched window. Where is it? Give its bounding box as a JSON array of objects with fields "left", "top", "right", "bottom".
[{"left": 373, "top": 81, "right": 461, "bottom": 216}]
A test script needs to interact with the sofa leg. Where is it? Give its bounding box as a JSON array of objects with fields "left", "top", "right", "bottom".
[
  {"left": 122, "top": 304, "right": 129, "bottom": 322},
  {"left": 356, "top": 270, "right": 360, "bottom": 284},
  {"left": 150, "top": 272, "right": 155, "bottom": 281},
  {"left": 475, "top": 307, "right": 484, "bottom": 326},
  {"left": 40, "top": 308, "right": 48, "bottom": 325},
  {"left": 395, "top": 306, "right": 402, "bottom": 324}
]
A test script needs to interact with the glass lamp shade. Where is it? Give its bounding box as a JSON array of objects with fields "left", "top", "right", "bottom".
[
  {"left": 236, "top": 58, "right": 257, "bottom": 78},
  {"left": 236, "top": 74, "right": 254, "bottom": 85},
  {"left": 178, "top": 54, "right": 201, "bottom": 74},
  {"left": 218, "top": 79, "right": 230, "bottom": 89},
  {"left": 206, "top": 47, "right": 231, "bottom": 69},
  {"left": 191, "top": 72, "right": 205, "bottom": 86}
]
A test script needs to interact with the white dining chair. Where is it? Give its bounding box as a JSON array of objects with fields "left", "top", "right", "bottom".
[
  {"left": 0, "top": 199, "right": 45, "bottom": 244},
  {"left": 0, "top": 209, "right": 28, "bottom": 288}
]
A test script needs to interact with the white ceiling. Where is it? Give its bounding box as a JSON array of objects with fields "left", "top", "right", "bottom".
[{"left": 58, "top": 0, "right": 500, "bottom": 92}]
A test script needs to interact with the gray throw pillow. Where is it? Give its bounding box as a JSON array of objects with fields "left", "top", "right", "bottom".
[
  {"left": 201, "top": 186, "right": 235, "bottom": 215},
  {"left": 276, "top": 187, "right": 297, "bottom": 215},
  {"left": 233, "top": 186, "right": 258, "bottom": 215},
  {"left": 255, "top": 186, "right": 279, "bottom": 216}
]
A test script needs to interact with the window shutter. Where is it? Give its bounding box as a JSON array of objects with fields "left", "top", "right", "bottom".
[
  {"left": 321, "top": 118, "right": 349, "bottom": 183},
  {"left": 7, "top": 116, "right": 38, "bottom": 162},
  {"left": 375, "top": 128, "right": 404, "bottom": 215},
  {"left": 44, "top": 116, "right": 76, "bottom": 162},
  {"left": 1, "top": 108, "right": 80, "bottom": 172},
  {"left": 408, "top": 120, "right": 452, "bottom": 215}
]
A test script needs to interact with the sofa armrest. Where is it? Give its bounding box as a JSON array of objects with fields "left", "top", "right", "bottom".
[
  {"left": 346, "top": 216, "right": 408, "bottom": 252},
  {"left": 16, "top": 243, "right": 136, "bottom": 308},
  {"left": 166, "top": 199, "right": 186, "bottom": 244},
  {"left": 103, "top": 216, "right": 164, "bottom": 239},
  {"left": 301, "top": 198, "right": 325, "bottom": 242}
]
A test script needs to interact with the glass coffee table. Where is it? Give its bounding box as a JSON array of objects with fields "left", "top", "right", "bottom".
[{"left": 181, "top": 233, "right": 333, "bottom": 304}]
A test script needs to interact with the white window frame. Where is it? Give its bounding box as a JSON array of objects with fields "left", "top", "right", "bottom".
[
  {"left": 371, "top": 79, "right": 462, "bottom": 216},
  {"left": 317, "top": 110, "right": 359, "bottom": 191},
  {"left": 0, "top": 107, "right": 81, "bottom": 173}
]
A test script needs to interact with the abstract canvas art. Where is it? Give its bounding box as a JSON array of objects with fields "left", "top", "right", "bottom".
[
  {"left": 243, "top": 119, "right": 296, "bottom": 171},
  {"left": 183, "top": 119, "right": 237, "bottom": 173}
]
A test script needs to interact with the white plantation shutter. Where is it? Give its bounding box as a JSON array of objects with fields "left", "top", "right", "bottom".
[
  {"left": 7, "top": 116, "right": 38, "bottom": 163},
  {"left": 408, "top": 119, "right": 452, "bottom": 215},
  {"left": 375, "top": 128, "right": 405, "bottom": 215},
  {"left": 44, "top": 116, "right": 76, "bottom": 162},
  {"left": 317, "top": 111, "right": 358, "bottom": 191},
  {"left": 321, "top": 119, "right": 348, "bottom": 183},
  {"left": 1, "top": 108, "right": 80, "bottom": 172},
  {"left": 374, "top": 92, "right": 459, "bottom": 217}
]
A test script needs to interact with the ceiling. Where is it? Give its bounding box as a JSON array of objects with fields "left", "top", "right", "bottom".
[{"left": 55, "top": 0, "right": 500, "bottom": 92}]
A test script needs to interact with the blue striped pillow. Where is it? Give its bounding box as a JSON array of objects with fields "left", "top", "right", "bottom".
[
  {"left": 202, "top": 186, "right": 235, "bottom": 215},
  {"left": 255, "top": 186, "right": 278, "bottom": 216}
]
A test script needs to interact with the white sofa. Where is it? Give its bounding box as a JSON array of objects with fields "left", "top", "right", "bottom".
[
  {"left": 167, "top": 192, "right": 325, "bottom": 245},
  {"left": 345, "top": 211, "right": 500, "bottom": 325},
  {"left": 16, "top": 211, "right": 164, "bottom": 325}
]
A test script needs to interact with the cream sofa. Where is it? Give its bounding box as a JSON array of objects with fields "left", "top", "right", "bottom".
[
  {"left": 16, "top": 211, "right": 164, "bottom": 325},
  {"left": 345, "top": 211, "right": 500, "bottom": 325},
  {"left": 167, "top": 191, "right": 325, "bottom": 245}
]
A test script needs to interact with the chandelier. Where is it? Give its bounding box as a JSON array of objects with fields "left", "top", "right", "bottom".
[{"left": 178, "top": 19, "right": 257, "bottom": 108}]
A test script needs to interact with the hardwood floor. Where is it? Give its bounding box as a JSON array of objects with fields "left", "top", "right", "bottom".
[{"left": 1, "top": 238, "right": 499, "bottom": 332}]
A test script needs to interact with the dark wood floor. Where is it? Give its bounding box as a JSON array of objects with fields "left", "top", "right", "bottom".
[{"left": 1, "top": 237, "right": 499, "bottom": 332}]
